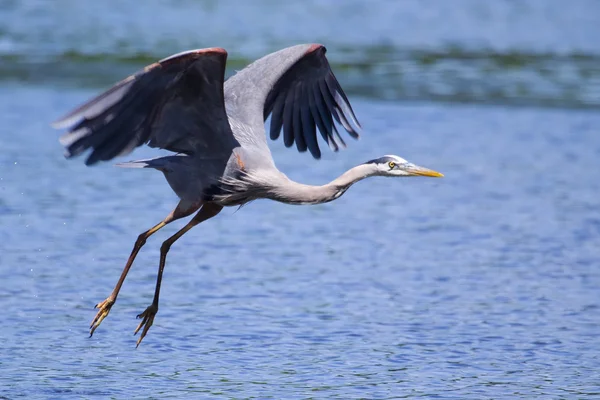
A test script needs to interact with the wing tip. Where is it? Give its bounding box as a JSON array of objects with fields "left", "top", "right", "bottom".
[
  {"left": 51, "top": 118, "right": 70, "bottom": 130},
  {"left": 58, "top": 132, "right": 72, "bottom": 146},
  {"left": 52, "top": 113, "right": 83, "bottom": 129}
]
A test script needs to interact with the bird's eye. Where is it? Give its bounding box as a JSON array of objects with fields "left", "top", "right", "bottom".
[{"left": 388, "top": 161, "right": 395, "bottom": 169}]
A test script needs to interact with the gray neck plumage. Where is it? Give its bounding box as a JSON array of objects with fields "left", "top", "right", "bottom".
[{"left": 271, "top": 163, "right": 373, "bottom": 205}]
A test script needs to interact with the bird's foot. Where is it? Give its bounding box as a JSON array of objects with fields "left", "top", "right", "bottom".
[
  {"left": 90, "top": 297, "right": 115, "bottom": 337},
  {"left": 134, "top": 304, "right": 158, "bottom": 347}
]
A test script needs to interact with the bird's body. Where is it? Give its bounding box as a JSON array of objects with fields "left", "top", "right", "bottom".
[{"left": 53, "top": 44, "right": 442, "bottom": 346}]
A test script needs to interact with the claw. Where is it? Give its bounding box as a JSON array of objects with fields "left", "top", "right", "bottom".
[
  {"left": 90, "top": 297, "right": 115, "bottom": 337},
  {"left": 134, "top": 304, "right": 158, "bottom": 347}
]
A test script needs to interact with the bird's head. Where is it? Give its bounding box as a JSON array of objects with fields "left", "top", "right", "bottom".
[{"left": 365, "top": 155, "right": 444, "bottom": 178}]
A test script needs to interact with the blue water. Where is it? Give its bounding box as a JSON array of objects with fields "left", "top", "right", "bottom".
[{"left": 2, "top": 1, "right": 600, "bottom": 398}]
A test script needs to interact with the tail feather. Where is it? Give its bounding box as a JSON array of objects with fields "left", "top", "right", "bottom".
[
  {"left": 115, "top": 154, "right": 189, "bottom": 172},
  {"left": 115, "top": 157, "right": 164, "bottom": 169}
]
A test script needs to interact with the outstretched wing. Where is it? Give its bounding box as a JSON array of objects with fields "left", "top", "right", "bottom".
[
  {"left": 224, "top": 44, "right": 361, "bottom": 159},
  {"left": 53, "top": 48, "right": 237, "bottom": 166}
]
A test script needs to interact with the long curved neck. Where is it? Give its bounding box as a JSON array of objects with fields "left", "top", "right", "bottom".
[{"left": 273, "top": 164, "right": 372, "bottom": 205}]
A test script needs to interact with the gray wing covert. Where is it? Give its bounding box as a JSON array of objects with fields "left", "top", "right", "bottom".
[
  {"left": 53, "top": 48, "right": 237, "bottom": 165},
  {"left": 224, "top": 44, "right": 361, "bottom": 159}
]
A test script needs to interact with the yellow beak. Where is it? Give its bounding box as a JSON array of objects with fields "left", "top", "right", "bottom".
[{"left": 409, "top": 166, "right": 444, "bottom": 178}]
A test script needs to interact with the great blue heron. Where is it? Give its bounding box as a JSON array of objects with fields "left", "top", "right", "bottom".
[{"left": 53, "top": 44, "right": 443, "bottom": 346}]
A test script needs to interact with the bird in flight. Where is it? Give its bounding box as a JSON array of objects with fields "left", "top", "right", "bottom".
[{"left": 53, "top": 44, "right": 443, "bottom": 347}]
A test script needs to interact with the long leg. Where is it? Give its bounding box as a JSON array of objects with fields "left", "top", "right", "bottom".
[
  {"left": 134, "top": 203, "right": 223, "bottom": 347},
  {"left": 90, "top": 200, "right": 201, "bottom": 337}
]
